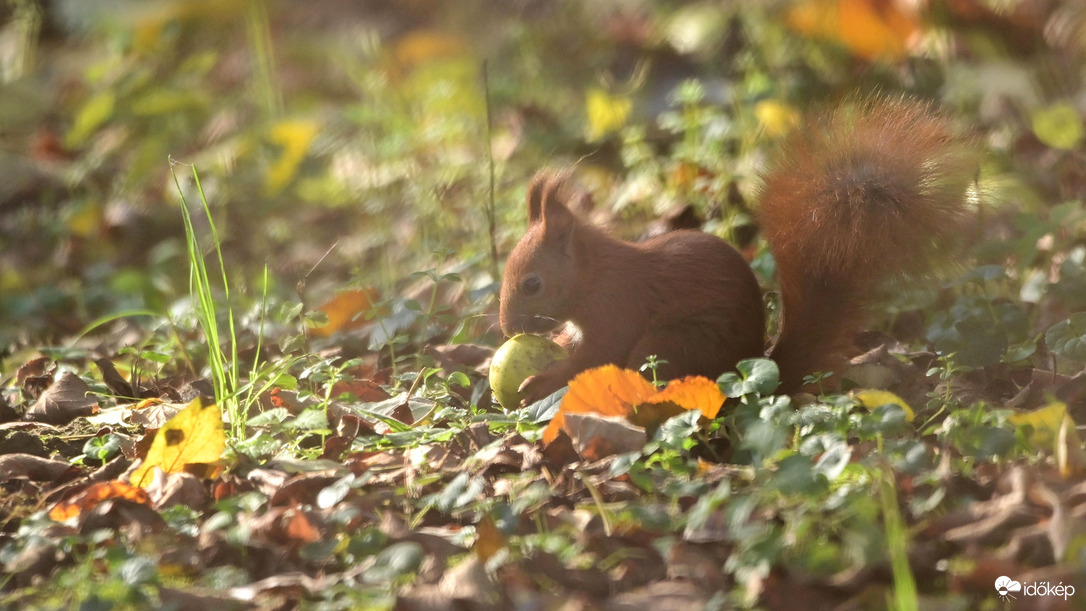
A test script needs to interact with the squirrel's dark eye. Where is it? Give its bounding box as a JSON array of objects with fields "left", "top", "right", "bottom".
[{"left": 520, "top": 274, "right": 543, "bottom": 297}]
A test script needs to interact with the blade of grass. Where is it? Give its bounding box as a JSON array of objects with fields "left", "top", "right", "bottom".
[
  {"left": 241, "top": 264, "right": 271, "bottom": 413},
  {"left": 246, "top": 0, "right": 282, "bottom": 117},
  {"left": 171, "top": 159, "right": 242, "bottom": 438},
  {"left": 71, "top": 308, "right": 200, "bottom": 383},
  {"left": 70, "top": 309, "right": 159, "bottom": 341},
  {"left": 172, "top": 160, "right": 306, "bottom": 444},
  {"left": 879, "top": 461, "right": 918, "bottom": 611}
]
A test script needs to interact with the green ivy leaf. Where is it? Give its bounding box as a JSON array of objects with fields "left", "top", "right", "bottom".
[
  {"left": 1046, "top": 312, "right": 1086, "bottom": 362},
  {"left": 653, "top": 409, "right": 702, "bottom": 448},
  {"left": 928, "top": 296, "right": 1029, "bottom": 367},
  {"left": 428, "top": 473, "right": 484, "bottom": 513},
  {"left": 769, "top": 453, "right": 826, "bottom": 496},
  {"left": 362, "top": 542, "right": 424, "bottom": 585},
  {"left": 739, "top": 418, "right": 788, "bottom": 465},
  {"left": 718, "top": 358, "right": 780, "bottom": 397},
  {"left": 812, "top": 438, "right": 852, "bottom": 481},
  {"left": 521, "top": 386, "right": 566, "bottom": 424},
  {"left": 317, "top": 474, "right": 356, "bottom": 509},
  {"left": 285, "top": 408, "right": 330, "bottom": 432}
]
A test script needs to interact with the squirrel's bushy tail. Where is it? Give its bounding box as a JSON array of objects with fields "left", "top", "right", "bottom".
[{"left": 761, "top": 97, "right": 977, "bottom": 392}]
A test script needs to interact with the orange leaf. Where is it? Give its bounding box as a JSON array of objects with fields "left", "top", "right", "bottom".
[
  {"left": 543, "top": 366, "right": 724, "bottom": 444},
  {"left": 311, "top": 288, "right": 380, "bottom": 338},
  {"left": 543, "top": 365, "right": 656, "bottom": 443},
  {"left": 49, "top": 481, "right": 151, "bottom": 521},
  {"left": 392, "top": 29, "right": 468, "bottom": 70},
  {"left": 285, "top": 510, "right": 322, "bottom": 544},
  {"left": 268, "top": 387, "right": 307, "bottom": 414},
  {"left": 134, "top": 397, "right": 164, "bottom": 410},
  {"left": 648, "top": 376, "right": 726, "bottom": 419},
  {"left": 788, "top": 0, "right": 918, "bottom": 61}
]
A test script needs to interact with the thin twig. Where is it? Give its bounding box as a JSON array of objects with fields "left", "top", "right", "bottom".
[{"left": 482, "top": 60, "right": 500, "bottom": 282}]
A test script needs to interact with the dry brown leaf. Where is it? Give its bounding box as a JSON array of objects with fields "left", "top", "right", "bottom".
[
  {"left": 145, "top": 471, "right": 208, "bottom": 510},
  {"left": 24, "top": 372, "right": 98, "bottom": 425},
  {"left": 607, "top": 580, "right": 710, "bottom": 610},
  {"left": 269, "top": 472, "right": 344, "bottom": 507},
  {"left": 329, "top": 379, "right": 390, "bottom": 402},
  {"left": 437, "top": 555, "right": 496, "bottom": 603},
  {"left": 94, "top": 357, "right": 133, "bottom": 398},
  {"left": 427, "top": 343, "right": 494, "bottom": 370},
  {"left": 0, "top": 453, "right": 74, "bottom": 482},
  {"left": 474, "top": 515, "right": 506, "bottom": 562},
  {"left": 564, "top": 413, "right": 646, "bottom": 461},
  {"left": 128, "top": 401, "right": 184, "bottom": 428},
  {"left": 16, "top": 356, "right": 54, "bottom": 397}
]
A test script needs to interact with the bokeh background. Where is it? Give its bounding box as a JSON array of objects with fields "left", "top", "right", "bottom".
[{"left": 1, "top": 0, "right": 1084, "bottom": 363}]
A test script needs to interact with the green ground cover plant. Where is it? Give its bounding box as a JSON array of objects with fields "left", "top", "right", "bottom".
[{"left": 1, "top": 1, "right": 1085, "bottom": 609}]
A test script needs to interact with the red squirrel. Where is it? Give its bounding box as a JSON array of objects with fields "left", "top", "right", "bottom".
[{"left": 499, "top": 97, "right": 976, "bottom": 403}]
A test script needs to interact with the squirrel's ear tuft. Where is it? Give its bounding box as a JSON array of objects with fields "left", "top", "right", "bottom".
[
  {"left": 539, "top": 173, "right": 578, "bottom": 248},
  {"left": 526, "top": 168, "right": 581, "bottom": 224},
  {"left": 526, "top": 171, "right": 550, "bottom": 223}
]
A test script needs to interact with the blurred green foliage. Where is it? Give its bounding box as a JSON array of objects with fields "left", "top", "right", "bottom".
[{"left": 0, "top": 0, "right": 1084, "bottom": 383}]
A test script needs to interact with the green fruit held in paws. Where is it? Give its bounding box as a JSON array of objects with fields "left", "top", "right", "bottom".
[{"left": 489, "top": 334, "right": 567, "bottom": 409}]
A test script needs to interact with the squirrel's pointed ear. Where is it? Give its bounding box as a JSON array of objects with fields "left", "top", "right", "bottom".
[
  {"left": 539, "top": 175, "right": 577, "bottom": 246},
  {"left": 526, "top": 172, "right": 548, "bottom": 224}
]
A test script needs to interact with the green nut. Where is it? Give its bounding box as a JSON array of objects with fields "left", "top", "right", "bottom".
[{"left": 489, "top": 334, "right": 567, "bottom": 409}]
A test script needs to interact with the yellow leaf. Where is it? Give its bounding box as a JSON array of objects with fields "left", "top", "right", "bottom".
[
  {"left": 130, "top": 397, "right": 225, "bottom": 487},
  {"left": 855, "top": 389, "right": 914, "bottom": 421},
  {"left": 1010, "top": 401, "right": 1069, "bottom": 449},
  {"left": 130, "top": 89, "right": 210, "bottom": 117},
  {"left": 67, "top": 201, "right": 102, "bottom": 238},
  {"left": 585, "top": 88, "right": 632, "bottom": 142},
  {"left": 1010, "top": 402, "right": 1085, "bottom": 477},
  {"left": 754, "top": 100, "right": 800, "bottom": 138},
  {"left": 0, "top": 268, "right": 25, "bottom": 294},
  {"left": 265, "top": 119, "right": 320, "bottom": 196},
  {"left": 1031, "top": 103, "right": 1085, "bottom": 150},
  {"left": 1055, "top": 413, "right": 1086, "bottom": 478},
  {"left": 134, "top": 397, "right": 164, "bottom": 410}
]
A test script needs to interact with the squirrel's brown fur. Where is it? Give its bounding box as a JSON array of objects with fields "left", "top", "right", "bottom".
[{"left": 499, "top": 97, "right": 976, "bottom": 403}]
